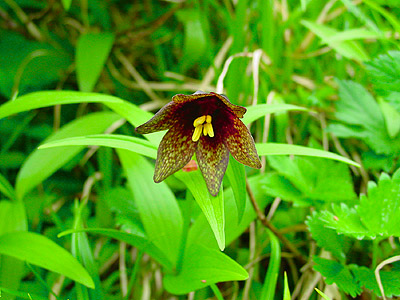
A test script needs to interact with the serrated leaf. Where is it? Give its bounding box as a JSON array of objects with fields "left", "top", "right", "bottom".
[
  {"left": 313, "top": 257, "right": 362, "bottom": 297},
  {"left": 0, "top": 232, "right": 94, "bottom": 288},
  {"left": 266, "top": 156, "right": 356, "bottom": 205},
  {"left": 365, "top": 51, "right": 400, "bottom": 96},
  {"left": 175, "top": 170, "right": 225, "bottom": 251},
  {"left": 350, "top": 265, "right": 400, "bottom": 298},
  {"left": 357, "top": 174, "right": 400, "bottom": 237},
  {"left": 318, "top": 204, "right": 371, "bottom": 239},
  {"left": 163, "top": 243, "right": 248, "bottom": 294},
  {"left": 306, "top": 212, "right": 346, "bottom": 260},
  {"left": 328, "top": 79, "right": 400, "bottom": 155}
]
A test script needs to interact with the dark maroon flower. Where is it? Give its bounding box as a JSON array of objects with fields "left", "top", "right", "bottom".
[{"left": 135, "top": 91, "right": 261, "bottom": 196}]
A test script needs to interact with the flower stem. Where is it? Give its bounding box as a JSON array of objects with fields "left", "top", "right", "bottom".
[{"left": 245, "top": 180, "right": 307, "bottom": 264}]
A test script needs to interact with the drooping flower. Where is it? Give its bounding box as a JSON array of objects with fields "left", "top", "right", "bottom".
[{"left": 135, "top": 91, "right": 262, "bottom": 196}]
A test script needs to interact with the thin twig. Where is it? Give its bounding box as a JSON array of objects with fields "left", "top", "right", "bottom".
[{"left": 246, "top": 180, "right": 307, "bottom": 264}]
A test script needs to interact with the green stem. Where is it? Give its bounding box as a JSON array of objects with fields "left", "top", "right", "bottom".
[
  {"left": 124, "top": 250, "right": 144, "bottom": 300},
  {"left": 210, "top": 283, "right": 224, "bottom": 300}
]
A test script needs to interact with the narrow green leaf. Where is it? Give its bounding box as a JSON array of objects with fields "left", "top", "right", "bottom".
[
  {"left": 0, "top": 232, "right": 94, "bottom": 288},
  {"left": 15, "top": 112, "right": 121, "bottom": 199},
  {"left": 117, "top": 150, "right": 183, "bottom": 266},
  {"left": 163, "top": 243, "right": 248, "bottom": 294},
  {"left": 324, "top": 28, "right": 383, "bottom": 43},
  {"left": 226, "top": 156, "right": 246, "bottom": 223},
  {"left": 0, "top": 200, "right": 27, "bottom": 299},
  {"left": 39, "top": 134, "right": 157, "bottom": 159},
  {"left": 0, "top": 288, "right": 48, "bottom": 300},
  {"left": 61, "top": 0, "right": 72, "bottom": 10},
  {"left": 76, "top": 32, "right": 114, "bottom": 92},
  {"left": 0, "top": 173, "right": 15, "bottom": 200},
  {"left": 301, "top": 20, "right": 369, "bottom": 61},
  {"left": 260, "top": 230, "right": 281, "bottom": 300},
  {"left": 283, "top": 272, "right": 291, "bottom": 300},
  {"left": 315, "top": 288, "right": 332, "bottom": 300},
  {"left": 59, "top": 228, "right": 173, "bottom": 270},
  {"left": 256, "top": 143, "right": 360, "bottom": 167},
  {"left": 0, "top": 91, "right": 123, "bottom": 120},
  {"left": 175, "top": 170, "right": 225, "bottom": 251},
  {"left": 243, "top": 104, "right": 309, "bottom": 125}
]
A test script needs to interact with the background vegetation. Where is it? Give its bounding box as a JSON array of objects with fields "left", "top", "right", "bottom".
[{"left": 1, "top": 0, "right": 400, "bottom": 299}]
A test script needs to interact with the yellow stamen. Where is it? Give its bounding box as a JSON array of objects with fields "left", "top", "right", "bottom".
[
  {"left": 192, "top": 125, "right": 203, "bottom": 142},
  {"left": 204, "top": 123, "right": 214, "bottom": 137},
  {"left": 193, "top": 115, "right": 206, "bottom": 127},
  {"left": 192, "top": 115, "right": 214, "bottom": 141}
]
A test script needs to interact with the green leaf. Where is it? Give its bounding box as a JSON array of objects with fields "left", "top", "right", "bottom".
[
  {"left": 76, "top": 32, "right": 114, "bottom": 92},
  {"left": 306, "top": 212, "right": 346, "bottom": 260},
  {"left": 260, "top": 230, "right": 281, "bottom": 300},
  {"left": 318, "top": 204, "right": 371, "bottom": 239},
  {"left": 0, "top": 173, "right": 15, "bottom": 200},
  {"left": 0, "top": 200, "right": 27, "bottom": 298},
  {"left": 378, "top": 98, "right": 400, "bottom": 138},
  {"left": 301, "top": 20, "right": 369, "bottom": 61},
  {"left": 256, "top": 142, "right": 360, "bottom": 167},
  {"left": 176, "top": 9, "right": 207, "bottom": 71},
  {"left": 117, "top": 150, "right": 183, "bottom": 266},
  {"left": 61, "top": 0, "right": 72, "bottom": 10},
  {"left": 324, "top": 28, "right": 383, "bottom": 43},
  {"left": 351, "top": 265, "right": 400, "bottom": 298},
  {"left": 283, "top": 272, "right": 291, "bottom": 300},
  {"left": 357, "top": 173, "right": 400, "bottom": 237},
  {"left": 266, "top": 156, "right": 357, "bottom": 205},
  {"left": 187, "top": 174, "right": 272, "bottom": 249},
  {"left": 59, "top": 228, "right": 173, "bottom": 270},
  {"left": 313, "top": 257, "right": 362, "bottom": 297},
  {"left": 0, "top": 232, "right": 94, "bottom": 288},
  {"left": 225, "top": 156, "right": 246, "bottom": 223},
  {"left": 314, "top": 288, "right": 333, "bottom": 300},
  {"left": 175, "top": 170, "right": 225, "bottom": 251},
  {"left": 163, "top": 243, "right": 248, "bottom": 294},
  {"left": 0, "top": 287, "right": 48, "bottom": 300},
  {"left": 327, "top": 79, "right": 400, "bottom": 155},
  {"left": 39, "top": 134, "right": 157, "bottom": 159},
  {"left": 0, "top": 30, "right": 71, "bottom": 98},
  {"left": 15, "top": 112, "right": 121, "bottom": 199},
  {"left": 242, "top": 104, "right": 309, "bottom": 125}
]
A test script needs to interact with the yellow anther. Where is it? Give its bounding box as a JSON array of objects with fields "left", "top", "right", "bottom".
[
  {"left": 193, "top": 115, "right": 206, "bottom": 127},
  {"left": 192, "top": 115, "right": 214, "bottom": 141},
  {"left": 192, "top": 125, "right": 203, "bottom": 142},
  {"left": 204, "top": 122, "right": 214, "bottom": 137}
]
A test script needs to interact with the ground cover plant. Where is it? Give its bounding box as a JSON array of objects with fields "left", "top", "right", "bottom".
[{"left": 1, "top": 0, "right": 400, "bottom": 299}]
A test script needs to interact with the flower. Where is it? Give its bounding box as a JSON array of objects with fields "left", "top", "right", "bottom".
[{"left": 135, "top": 91, "right": 262, "bottom": 196}]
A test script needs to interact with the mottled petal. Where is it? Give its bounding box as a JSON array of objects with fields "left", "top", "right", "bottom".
[
  {"left": 224, "top": 118, "right": 262, "bottom": 169},
  {"left": 135, "top": 101, "right": 181, "bottom": 134},
  {"left": 196, "top": 136, "right": 229, "bottom": 196},
  {"left": 154, "top": 122, "right": 196, "bottom": 182},
  {"left": 172, "top": 91, "right": 246, "bottom": 118}
]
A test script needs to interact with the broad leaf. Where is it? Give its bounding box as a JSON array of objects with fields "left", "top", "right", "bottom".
[
  {"left": 0, "top": 232, "right": 94, "bottom": 288},
  {"left": 175, "top": 170, "right": 225, "bottom": 251},
  {"left": 117, "top": 150, "right": 183, "bottom": 266},
  {"left": 225, "top": 156, "right": 246, "bottom": 223},
  {"left": 163, "top": 243, "right": 248, "bottom": 294},
  {"left": 242, "top": 103, "right": 309, "bottom": 125},
  {"left": 15, "top": 112, "right": 121, "bottom": 199}
]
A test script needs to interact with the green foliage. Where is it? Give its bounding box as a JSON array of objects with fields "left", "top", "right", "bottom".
[{"left": 1, "top": 0, "right": 400, "bottom": 299}]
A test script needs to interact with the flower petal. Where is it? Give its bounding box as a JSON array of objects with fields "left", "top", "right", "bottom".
[
  {"left": 196, "top": 136, "right": 229, "bottom": 196},
  {"left": 224, "top": 118, "right": 262, "bottom": 169},
  {"left": 154, "top": 122, "right": 196, "bottom": 183},
  {"left": 172, "top": 91, "right": 246, "bottom": 118},
  {"left": 135, "top": 101, "right": 180, "bottom": 134}
]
